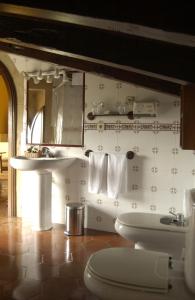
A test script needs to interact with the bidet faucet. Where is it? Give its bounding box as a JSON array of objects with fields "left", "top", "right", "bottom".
[{"left": 169, "top": 211, "right": 185, "bottom": 226}]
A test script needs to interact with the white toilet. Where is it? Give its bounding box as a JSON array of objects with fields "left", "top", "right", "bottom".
[
  {"left": 84, "top": 189, "right": 195, "bottom": 300},
  {"left": 115, "top": 212, "right": 186, "bottom": 258}
]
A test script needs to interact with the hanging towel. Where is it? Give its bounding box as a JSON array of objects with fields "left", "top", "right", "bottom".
[
  {"left": 107, "top": 154, "right": 127, "bottom": 199},
  {"left": 88, "top": 152, "right": 107, "bottom": 194}
]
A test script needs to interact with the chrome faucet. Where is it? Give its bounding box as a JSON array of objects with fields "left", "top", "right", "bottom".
[
  {"left": 41, "top": 147, "right": 54, "bottom": 158},
  {"left": 169, "top": 211, "right": 185, "bottom": 226}
]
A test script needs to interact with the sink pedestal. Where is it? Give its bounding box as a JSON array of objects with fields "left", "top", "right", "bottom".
[
  {"left": 10, "top": 155, "right": 76, "bottom": 231},
  {"left": 31, "top": 170, "right": 52, "bottom": 231}
]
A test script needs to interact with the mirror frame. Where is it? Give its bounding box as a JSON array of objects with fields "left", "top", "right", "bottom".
[{"left": 24, "top": 72, "right": 85, "bottom": 147}]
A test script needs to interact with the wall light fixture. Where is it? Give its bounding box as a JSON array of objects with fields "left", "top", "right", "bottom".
[{"left": 23, "top": 68, "right": 69, "bottom": 85}]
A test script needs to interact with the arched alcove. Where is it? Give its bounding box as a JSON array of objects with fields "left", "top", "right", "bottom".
[{"left": 0, "top": 61, "right": 17, "bottom": 216}]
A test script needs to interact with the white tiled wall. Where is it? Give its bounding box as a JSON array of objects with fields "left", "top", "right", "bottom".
[
  {"left": 2, "top": 52, "right": 194, "bottom": 232},
  {"left": 47, "top": 73, "right": 194, "bottom": 232}
]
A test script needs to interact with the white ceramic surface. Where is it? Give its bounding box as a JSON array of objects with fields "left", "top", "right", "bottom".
[
  {"left": 10, "top": 156, "right": 76, "bottom": 171},
  {"left": 115, "top": 213, "right": 186, "bottom": 258},
  {"left": 84, "top": 189, "right": 195, "bottom": 300},
  {"left": 30, "top": 171, "right": 52, "bottom": 231},
  {"left": 84, "top": 258, "right": 195, "bottom": 300},
  {"left": 10, "top": 155, "right": 76, "bottom": 231}
]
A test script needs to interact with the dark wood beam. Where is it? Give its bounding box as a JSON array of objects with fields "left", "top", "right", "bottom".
[
  {"left": 0, "top": 3, "right": 195, "bottom": 49},
  {"left": 1, "top": 1, "right": 195, "bottom": 36},
  {"left": 0, "top": 13, "right": 194, "bottom": 83},
  {"left": 0, "top": 40, "right": 181, "bottom": 96},
  {"left": 181, "top": 84, "right": 195, "bottom": 149}
]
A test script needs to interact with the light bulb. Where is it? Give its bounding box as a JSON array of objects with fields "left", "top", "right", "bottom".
[
  {"left": 33, "top": 77, "right": 40, "bottom": 85},
  {"left": 23, "top": 72, "right": 30, "bottom": 81},
  {"left": 46, "top": 75, "right": 53, "bottom": 83},
  {"left": 54, "top": 68, "right": 60, "bottom": 79},
  {"left": 62, "top": 71, "right": 68, "bottom": 83},
  {"left": 37, "top": 70, "right": 43, "bottom": 80}
]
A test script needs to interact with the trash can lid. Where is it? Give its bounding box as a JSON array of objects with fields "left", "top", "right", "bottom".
[{"left": 66, "top": 202, "right": 84, "bottom": 210}]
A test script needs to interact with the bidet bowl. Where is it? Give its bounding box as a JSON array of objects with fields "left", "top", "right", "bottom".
[
  {"left": 115, "top": 212, "right": 187, "bottom": 258},
  {"left": 10, "top": 156, "right": 76, "bottom": 171}
]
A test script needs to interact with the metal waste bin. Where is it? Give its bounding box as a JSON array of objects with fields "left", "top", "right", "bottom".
[{"left": 64, "top": 202, "right": 84, "bottom": 235}]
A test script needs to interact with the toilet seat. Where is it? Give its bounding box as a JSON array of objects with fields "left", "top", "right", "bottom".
[
  {"left": 85, "top": 247, "right": 169, "bottom": 293},
  {"left": 116, "top": 212, "right": 186, "bottom": 232},
  {"left": 85, "top": 190, "right": 195, "bottom": 299}
]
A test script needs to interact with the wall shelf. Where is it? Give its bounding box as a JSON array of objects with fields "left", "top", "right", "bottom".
[{"left": 87, "top": 111, "right": 134, "bottom": 120}]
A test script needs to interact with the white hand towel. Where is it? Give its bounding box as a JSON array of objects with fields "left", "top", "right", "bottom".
[
  {"left": 88, "top": 152, "right": 107, "bottom": 194},
  {"left": 107, "top": 154, "right": 127, "bottom": 199}
]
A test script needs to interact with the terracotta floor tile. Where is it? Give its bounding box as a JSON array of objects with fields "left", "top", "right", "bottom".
[{"left": 0, "top": 218, "right": 133, "bottom": 300}]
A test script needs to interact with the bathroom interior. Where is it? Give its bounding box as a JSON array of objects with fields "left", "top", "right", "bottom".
[{"left": 1, "top": 2, "right": 195, "bottom": 300}]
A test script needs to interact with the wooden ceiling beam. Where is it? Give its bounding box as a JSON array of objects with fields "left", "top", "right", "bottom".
[
  {"left": 0, "top": 40, "right": 181, "bottom": 96},
  {"left": 0, "top": 3, "right": 193, "bottom": 94},
  {"left": 0, "top": 14, "right": 194, "bottom": 82},
  {"left": 0, "top": 1, "right": 195, "bottom": 36}
]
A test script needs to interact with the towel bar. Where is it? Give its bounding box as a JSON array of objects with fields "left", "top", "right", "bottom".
[{"left": 84, "top": 149, "right": 134, "bottom": 160}]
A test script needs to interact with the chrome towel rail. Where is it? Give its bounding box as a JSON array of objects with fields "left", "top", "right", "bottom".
[{"left": 84, "top": 149, "right": 134, "bottom": 160}]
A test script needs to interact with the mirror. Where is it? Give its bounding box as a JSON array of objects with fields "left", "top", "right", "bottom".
[{"left": 26, "top": 70, "right": 84, "bottom": 146}]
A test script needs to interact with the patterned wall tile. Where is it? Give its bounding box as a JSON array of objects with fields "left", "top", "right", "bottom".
[
  {"left": 169, "top": 206, "right": 176, "bottom": 213},
  {"left": 152, "top": 147, "right": 159, "bottom": 154},
  {"left": 172, "top": 148, "right": 179, "bottom": 155},
  {"left": 150, "top": 205, "right": 157, "bottom": 211},
  {"left": 47, "top": 73, "right": 194, "bottom": 232},
  {"left": 133, "top": 166, "right": 139, "bottom": 172},
  {"left": 131, "top": 202, "right": 138, "bottom": 209},
  {"left": 97, "top": 199, "right": 103, "bottom": 205},
  {"left": 113, "top": 201, "right": 119, "bottom": 207},
  {"left": 170, "top": 187, "right": 177, "bottom": 194},
  {"left": 80, "top": 197, "right": 87, "bottom": 204}
]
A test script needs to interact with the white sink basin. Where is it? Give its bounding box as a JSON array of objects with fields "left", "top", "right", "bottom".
[{"left": 10, "top": 156, "right": 76, "bottom": 171}]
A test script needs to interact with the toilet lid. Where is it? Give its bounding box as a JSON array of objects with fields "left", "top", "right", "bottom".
[
  {"left": 87, "top": 247, "right": 169, "bottom": 293},
  {"left": 117, "top": 212, "right": 186, "bottom": 232}
]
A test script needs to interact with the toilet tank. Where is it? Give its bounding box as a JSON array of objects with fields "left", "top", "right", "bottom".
[{"left": 184, "top": 189, "right": 195, "bottom": 294}]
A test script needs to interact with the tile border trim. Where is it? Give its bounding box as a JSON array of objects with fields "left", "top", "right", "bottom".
[{"left": 84, "top": 121, "right": 180, "bottom": 133}]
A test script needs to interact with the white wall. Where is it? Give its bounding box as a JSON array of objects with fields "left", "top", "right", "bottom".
[
  {"left": 43, "top": 73, "right": 194, "bottom": 232},
  {"left": 1, "top": 53, "right": 194, "bottom": 232},
  {"left": 18, "top": 71, "right": 195, "bottom": 232}
]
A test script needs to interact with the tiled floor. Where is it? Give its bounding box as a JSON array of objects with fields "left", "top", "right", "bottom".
[
  {"left": 0, "top": 217, "right": 133, "bottom": 300},
  {"left": 0, "top": 199, "right": 7, "bottom": 217}
]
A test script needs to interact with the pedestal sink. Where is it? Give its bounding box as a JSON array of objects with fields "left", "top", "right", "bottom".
[
  {"left": 10, "top": 156, "right": 76, "bottom": 171},
  {"left": 10, "top": 156, "right": 76, "bottom": 231}
]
